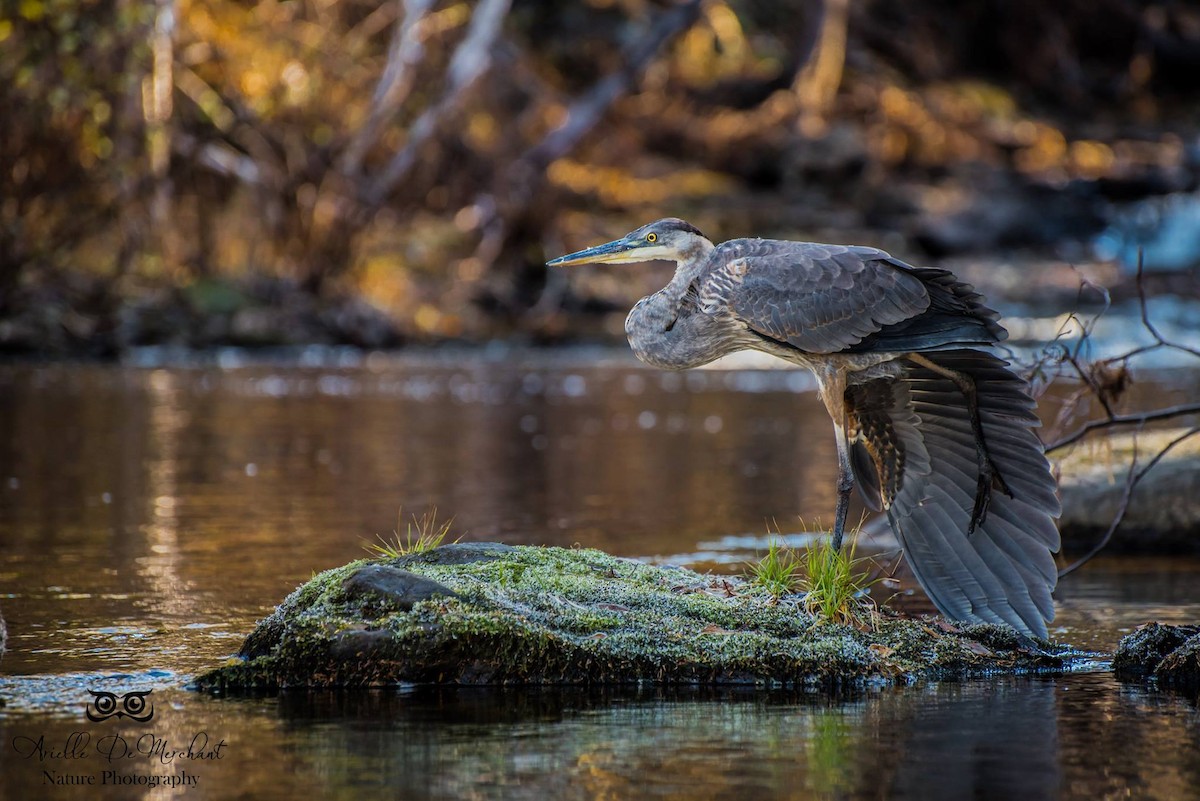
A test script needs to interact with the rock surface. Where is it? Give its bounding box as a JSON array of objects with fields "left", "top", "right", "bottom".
[
  {"left": 196, "top": 543, "right": 1085, "bottom": 691},
  {"left": 1113, "top": 622, "right": 1200, "bottom": 691}
]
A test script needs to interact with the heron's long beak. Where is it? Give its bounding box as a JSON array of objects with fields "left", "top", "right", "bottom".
[{"left": 546, "top": 237, "right": 645, "bottom": 267}]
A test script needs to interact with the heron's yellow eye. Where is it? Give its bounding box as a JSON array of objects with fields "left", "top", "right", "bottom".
[{"left": 647, "top": 233, "right": 657, "bottom": 243}]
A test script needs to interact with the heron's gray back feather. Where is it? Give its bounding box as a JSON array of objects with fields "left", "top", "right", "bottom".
[
  {"left": 846, "top": 350, "right": 1061, "bottom": 639},
  {"left": 712, "top": 239, "right": 1003, "bottom": 355}
]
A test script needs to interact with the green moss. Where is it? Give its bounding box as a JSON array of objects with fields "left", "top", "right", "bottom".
[{"left": 195, "top": 543, "right": 1086, "bottom": 692}]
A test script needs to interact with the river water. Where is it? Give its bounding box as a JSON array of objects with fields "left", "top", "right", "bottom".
[{"left": 2, "top": 351, "right": 1199, "bottom": 800}]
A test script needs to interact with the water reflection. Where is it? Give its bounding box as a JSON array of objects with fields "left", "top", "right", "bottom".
[
  {"left": 269, "top": 679, "right": 1200, "bottom": 800},
  {"left": 4, "top": 675, "right": 1196, "bottom": 800}
]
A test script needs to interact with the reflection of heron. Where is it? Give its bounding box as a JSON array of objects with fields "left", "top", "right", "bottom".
[{"left": 549, "top": 218, "right": 1060, "bottom": 638}]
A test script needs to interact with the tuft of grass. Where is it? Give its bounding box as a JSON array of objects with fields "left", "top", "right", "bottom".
[
  {"left": 747, "top": 534, "right": 800, "bottom": 600},
  {"left": 364, "top": 507, "right": 458, "bottom": 558},
  {"left": 799, "top": 522, "right": 879, "bottom": 627}
]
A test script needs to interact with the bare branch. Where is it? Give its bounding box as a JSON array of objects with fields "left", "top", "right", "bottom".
[
  {"left": 1130, "top": 251, "right": 1200, "bottom": 361},
  {"left": 520, "top": 0, "right": 704, "bottom": 172},
  {"left": 1043, "top": 250, "right": 1200, "bottom": 455},
  {"left": 1029, "top": 249, "right": 1200, "bottom": 573},
  {"left": 794, "top": 0, "right": 848, "bottom": 125},
  {"left": 339, "top": 0, "right": 436, "bottom": 177},
  {"left": 175, "top": 65, "right": 237, "bottom": 132},
  {"left": 173, "top": 64, "right": 286, "bottom": 187},
  {"left": 174, "top": 134, "right": 264, "bottom": 185},
  {"left": 1044, "top": 403, "right": 1200, "bottom": 453},
  {"left": 466, "top": 0, "right": 703, "bottom": 270},
  {"left": 1014, "top": 264, "right": 1109, "bottom": 401},
  {"left": 365, "top": 0, "right": 512, "bottom": 206}
]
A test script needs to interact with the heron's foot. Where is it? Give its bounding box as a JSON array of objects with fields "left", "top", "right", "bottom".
[
  {"left": 968, "top": 472, "right": 992, "bottom": 536},
  {"left": 967, "top": 451, "right": 1015, "bottom": 536},
  {"left": 987, "top": 453, "right": 1013, "bottom": 498},
  {"left": 966, "top": 431, "right": 1017, "bottom": 536}
]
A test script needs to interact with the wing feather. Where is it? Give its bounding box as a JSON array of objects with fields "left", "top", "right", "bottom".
[
  {"left": 846, "top": 349, "right": 1060, "bottom": 638},
  {"left": 719, "top": 240, "right": 1005, "bottom": 354},
  {"left": 723, "top": 241, "right": 932, "bottom": 354}
]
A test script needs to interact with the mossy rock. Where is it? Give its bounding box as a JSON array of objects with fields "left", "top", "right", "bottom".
[
  {"left": 195, "top": 543, "right": 1084, "bottom": 691},
  {"left": 1114, "top": 622, "right": 1200, "bottom": 691}
]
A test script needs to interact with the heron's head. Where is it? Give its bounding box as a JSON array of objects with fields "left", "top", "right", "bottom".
[{"left": 546, "top": 218, "right": 712, "bottom": 267}]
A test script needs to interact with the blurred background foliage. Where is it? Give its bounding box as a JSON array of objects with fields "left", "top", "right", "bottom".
[{"left": 2, "top": 0, "right": 1198, "bottom": 356}]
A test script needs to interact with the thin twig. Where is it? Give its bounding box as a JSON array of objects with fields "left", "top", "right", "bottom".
[
  {"left": 1042, "top": 250, "right": 1200, "bottom": 455},
  {"left": 1133, "top": 250, "right": 1200, "bottom": 360},
  {"left": 1064, "top": 350, "right": 1116, "bottom": 419},
  {"left": 1014, "top": 266, "right": 1109, "bottom": 405},
  {"left": 1032, "top": 248, "right": 1200, "bottom": 573},
  {"left": 1044, "top": 403, "right": 1200, "bottom": 453}
]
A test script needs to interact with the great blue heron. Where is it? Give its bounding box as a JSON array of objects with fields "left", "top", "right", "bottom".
[{"left": 548, "top": 218, "right": 1060, "bottom": 639}]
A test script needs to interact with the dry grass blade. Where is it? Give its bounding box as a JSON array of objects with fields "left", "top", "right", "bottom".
[{"left": 365, "top": 507, "right": 458, "bottom": 558}]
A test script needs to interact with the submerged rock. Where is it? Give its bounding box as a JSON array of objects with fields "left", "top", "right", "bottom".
[
  {"left": 1055, "top": 429, "right": 1200, "bottom": 553},
  {"left": 196, "top": 543, "right": 1083, "bottom": 691},
  {"left": 1113, "top": 622, "right": 1200, "bottom": 691}
]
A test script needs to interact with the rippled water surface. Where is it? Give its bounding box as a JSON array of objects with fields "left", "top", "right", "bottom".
[{"left": 2, "top": 352, "right": 1200, "bottom": 800}]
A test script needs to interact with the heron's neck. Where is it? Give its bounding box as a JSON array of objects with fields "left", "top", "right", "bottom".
[
  {"left": 625, "top": 241, "right": 725, "bottom": 370},
  {"left": 662, "top": 240, "right": 714, "bottom": 302}
]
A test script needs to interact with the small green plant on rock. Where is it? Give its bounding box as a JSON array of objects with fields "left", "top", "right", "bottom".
[
  {"left": 747, "top": 520, "right": 880, "bottom": 625},
  {"left": 365, "top": 507, "right": 458, "bottom": 558},
  {"left": 747, "top": 534, "right": 800, "bottom": 600},
  {"left": 800, "top": 523, "right": 878, "bottom": 627}
]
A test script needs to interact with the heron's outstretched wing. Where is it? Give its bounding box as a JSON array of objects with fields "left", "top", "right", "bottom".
[
  {"left": 846, "top": 350, "right": 1061, "bottom": 638},
  {"left": 719, "top": 240, "right": 1003, "bottom": 354}
]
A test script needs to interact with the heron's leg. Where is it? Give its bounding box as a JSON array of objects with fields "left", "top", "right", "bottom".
[
  {"left": 817, "top": 370, "right": 855, "bottom": 552},
  {"left": 907, "top": 353, "right": 1012, "bottom": 533},
  {"left": 831, "top": 422, "right": 854, "bottom": 551}
]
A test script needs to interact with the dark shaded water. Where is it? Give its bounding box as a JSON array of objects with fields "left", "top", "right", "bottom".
[{"left": 2, "top": 352, "right": 1200, "bottom": 799}]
